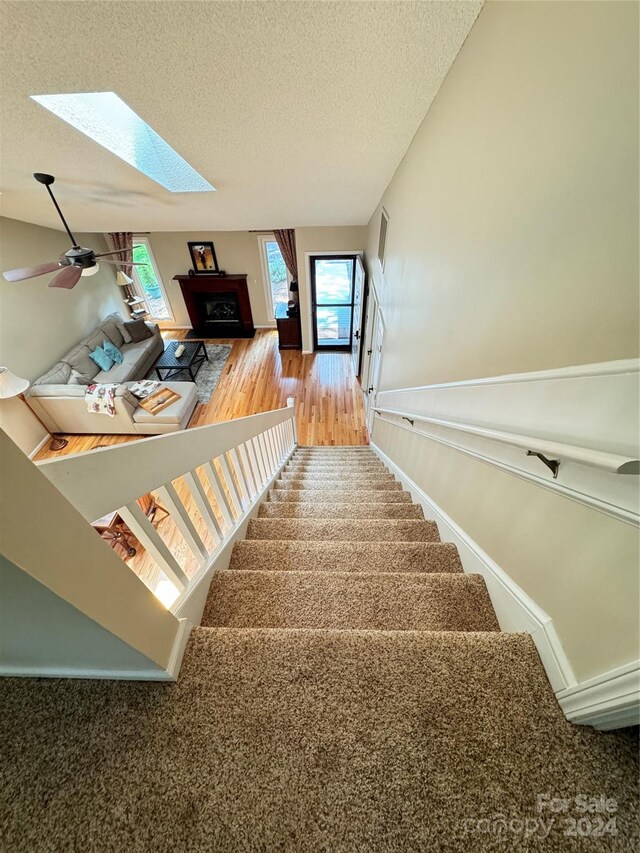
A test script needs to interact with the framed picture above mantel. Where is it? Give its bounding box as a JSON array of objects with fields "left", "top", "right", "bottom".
[{"left": 187, "top": 241, "right": 219, "bottom": 274}]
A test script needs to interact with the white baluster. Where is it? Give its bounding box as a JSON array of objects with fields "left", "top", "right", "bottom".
[
  {"left": 238, "top": 442, "right": 258, "bottom": 497},
  {"left": 201, "top": 461, "right": 234, "bottom": 530},
  {"left": 228, "top": 447, "right": 250, "bottom": 507},
  {"left": 118, "top": 501, "right": 188, "bottom": 589},
  {"left": 156, "top": 482, "right": 209, "bottom": 562},
  {"left": 219, "top": 453, "right": 243, "bottom": 516},
  {"left": 183, "top": 470, "right": 223, "bottom": 542}
]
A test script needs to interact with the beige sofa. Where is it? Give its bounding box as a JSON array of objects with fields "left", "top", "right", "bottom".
[{"left": 26, "top": 313, "right": 197, "bottom": 435}]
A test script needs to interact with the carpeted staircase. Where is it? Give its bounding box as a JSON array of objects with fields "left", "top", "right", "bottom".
[
  {"left": 202, "top": 446, "right": 500, "bottom": 633},
  {"left": 1, "top": 447, "right": 638, "bottom": 852}
]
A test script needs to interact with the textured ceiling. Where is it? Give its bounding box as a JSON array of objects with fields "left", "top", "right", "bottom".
[{"left": 0, "top": 1, "right": 481, "bottom": 232}]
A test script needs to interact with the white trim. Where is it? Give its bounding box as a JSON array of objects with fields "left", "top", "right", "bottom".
[
  {"left": 131, "top": 234, "right": 174, "bottom": 323},
  {"left": 255, "top": 323, "right": 277, "bottom": 330},
  {"left": 160, "top": 325, "right": 192, "bottom": 331},
  {"left": 381, "top": 358, "right": 639, "bottom": 393},
  {"left": 163, "top": 618, "right": 191, "bottom": 680},
  {"left": 371, "top": 441, "right": 577, "bottom": 693},
  {"left": 556, "top": 660, "right": 640, "bottom": 730},
  {"left": 28, "top": 434, "right": 50, "bottom": 460},
  {"left": 257, "top": 234, "right": 291, "bottom": 322}
]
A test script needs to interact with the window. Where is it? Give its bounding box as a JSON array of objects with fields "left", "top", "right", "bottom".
[
  {"left": 378, "top": 208, "right": 389, "bottom": 270},
  {"left": 259, "top": 236, "right": 290, "bottom": 319},
  {"left": 30, "top": 92, "right": 214, "bottom": 193},
  {"left": 131, "top": 236, "right": 173, "bottom": 322}
]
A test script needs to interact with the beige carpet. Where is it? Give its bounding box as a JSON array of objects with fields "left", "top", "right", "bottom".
[{"left": 1, "top": 447, "right": 638, "bottom": 852}]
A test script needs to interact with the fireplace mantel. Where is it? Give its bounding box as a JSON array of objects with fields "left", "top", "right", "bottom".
[{"left": 173, "top": 274, "right": 255, "bottom": 338}]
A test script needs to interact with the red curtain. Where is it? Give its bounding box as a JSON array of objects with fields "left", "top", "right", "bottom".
[
  {"left": 108, "top": 232, "right": 133, "bottom": 273},
  {"left": 273, "top": 229, "right": 298, "bottom": 281}
]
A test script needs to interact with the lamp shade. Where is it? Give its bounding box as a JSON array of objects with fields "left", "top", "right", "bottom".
[
  {"left": 116, "top": 271, "right": 134, "bottom": 287},
  {"left": 0, "top": 366, "right": 30, "bottom": 399}
]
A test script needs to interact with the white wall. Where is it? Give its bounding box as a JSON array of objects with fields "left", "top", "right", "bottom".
[
  {"left": 365, "top": 1, "right": 639, "bottom": 682},
  {"left": 0, "top": 556, "right": 166, "bottom": 676}
]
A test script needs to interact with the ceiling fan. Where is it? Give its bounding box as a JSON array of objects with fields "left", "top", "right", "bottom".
[{"left": 2, "top": 173, "right": 147, "bottom": 289}]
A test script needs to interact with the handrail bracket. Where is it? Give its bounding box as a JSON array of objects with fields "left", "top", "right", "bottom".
[{"left": 526, "top": 450, "right": 560, "bottom": 479}]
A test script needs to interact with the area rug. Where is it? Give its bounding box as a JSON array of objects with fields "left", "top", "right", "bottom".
[{"left": 147, "top": 343, "right": 232, "bottom": 404}]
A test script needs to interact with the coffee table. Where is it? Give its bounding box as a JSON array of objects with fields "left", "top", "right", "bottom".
[{"left": 155, "top": 340, "right": 208, "bottom": 382}]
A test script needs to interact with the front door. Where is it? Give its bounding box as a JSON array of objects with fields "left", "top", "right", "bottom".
[{"left": 310, "top": 255, "right": 357, "bottom": 351}]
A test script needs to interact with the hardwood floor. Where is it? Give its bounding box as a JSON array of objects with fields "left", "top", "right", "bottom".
[
  {"left": 33, "top": 331, "right": 369, "bottom": 596},
  {"left": 35, "top": 329, "right": 369, "bottom": 463}
]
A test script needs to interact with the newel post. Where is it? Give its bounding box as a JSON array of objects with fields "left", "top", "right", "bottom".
[{"left": 287, "top": 397, "right": 298, "bottom": 446}]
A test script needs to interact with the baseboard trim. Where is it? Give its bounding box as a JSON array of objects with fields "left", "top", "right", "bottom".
[
  {"left": 164, "top": 618, "right": 192, "bottom": 680},
  {"left": 255, "top": 324, "right": 277, "bottom": 330},
  {"left": 28, "top": 434, "right": 51, "bottom": 459},
  {"left": 556, "top": 660, "right": 640, "bottom": 730},
  {"left": 371, "top": 442, "right": 577, "bottom": 693}
]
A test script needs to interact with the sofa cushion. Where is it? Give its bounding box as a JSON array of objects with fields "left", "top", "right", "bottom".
[
  {"left": 123, "top": 319, "right": 153, "bottom": 343},
  {"left": 100, "top": 314, "right": 126, "bottom": 348},
  {"left": 84, "top": 329, "right": 111, "bottom": 353},
  {"left": 68, "top": 369, "right": 91, "bottom": 386},
  {"left": 92, "top": 337, "right": 157, "bottom": 383},
  {"left": 117, "top": 320, "right": 133, "bottom": 344},
  {"left": 62, "top": 343, "right": 101, "bottom": 382},
  {"left": 89, "top": 345, "right": 114, "bottom": 372},
  {"left": 32, "top": 362, "right": 71, "bottom": 386},
  {"left": 132, "top": 382, "right": 197, "bottom": 425}
]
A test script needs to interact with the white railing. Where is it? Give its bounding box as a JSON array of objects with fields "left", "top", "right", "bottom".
[{"left": 37, "top": 402, "right": 297, "bottom": 608}]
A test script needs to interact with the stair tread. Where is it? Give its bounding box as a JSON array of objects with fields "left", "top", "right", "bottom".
[
  {"left": 229, "top": 540, "right": 463, "bottom": 573},
  {"left": 273, "top": 480, "right": 402, "bottom": 490},
  {"left": 280, "top": 472, "right": 395, "bottom": 481},
  {"left": 268, "top": 489, "right": 412, "bottom": 502},
  {"left": 202, "top": 570, "right": 499, "bottom": 631},
  {"left": 246, "top": 518, "right": 440, "bottom": 541},
  {"left": 259, "top": 502, "right": 423, "bottom": 519}
]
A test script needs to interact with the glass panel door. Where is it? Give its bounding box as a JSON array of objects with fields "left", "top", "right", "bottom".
[{"left": 311, "top": 255, "right": 356, "bottom": 350}]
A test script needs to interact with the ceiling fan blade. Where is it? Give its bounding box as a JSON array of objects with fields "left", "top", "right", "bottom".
[
  {"left": 3, "top": 260, "right": 63, "bottom": 282},
  {"left": 49, "top": 265, "right": 83, "bottom": 289},
  {"left": 99, "top": 259, "right": 149, "bottom": 266},
  {"left": 93, "top": 246, "right": 142, "bottom": 259}
]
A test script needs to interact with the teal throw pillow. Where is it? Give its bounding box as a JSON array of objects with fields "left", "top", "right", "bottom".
[
  {"left": 88, "top": 345, "right": 114, "bottom": 372},
  {"left": 103, "top": 339, "right": 124, "bottom": 365}
]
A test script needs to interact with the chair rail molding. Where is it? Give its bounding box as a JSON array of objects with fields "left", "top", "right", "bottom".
[{"left": 374, "top": 358, "right": 640, "bottom": 526}]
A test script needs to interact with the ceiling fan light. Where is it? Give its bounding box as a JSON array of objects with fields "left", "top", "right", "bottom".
[{"left": 82, "top": 263, "right": 100, "bottom": 277}]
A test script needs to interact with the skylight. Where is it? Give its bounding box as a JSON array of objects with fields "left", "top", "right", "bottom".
[{"left": 30, "top": 92, "right": 215, "bottom": 193}]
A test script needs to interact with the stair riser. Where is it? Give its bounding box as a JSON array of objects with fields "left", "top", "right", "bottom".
[
  {"left": 246, "top": 519, "right": 440, "bottom": 542},
  {"left": 280, "top": 473, "right": 395, "bottom": 482},
  {"left": 286, "top": 463, "right": 386, "bottom": 471},
  {"left": 273, "top": 481, "right": 402, "bottom": 490},
  {"left": 258, "top": 503, "right": 423, "bottom": 519},
  {"left": 202, "top": 571, "right": 499, "bottom": 632},
  {"left": 229, "top": 541, "right": 463, "bottom": 573},
  {"left": 268, "top": 490, "right": 412, "bottom": 503}
]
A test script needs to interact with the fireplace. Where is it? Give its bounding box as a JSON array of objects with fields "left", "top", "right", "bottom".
[
  {"left": 196, "top": 292, "right": 242, "bottom": 330},
  {"left": 173, "top": 273, "right": 255, "bottom": 338}
]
